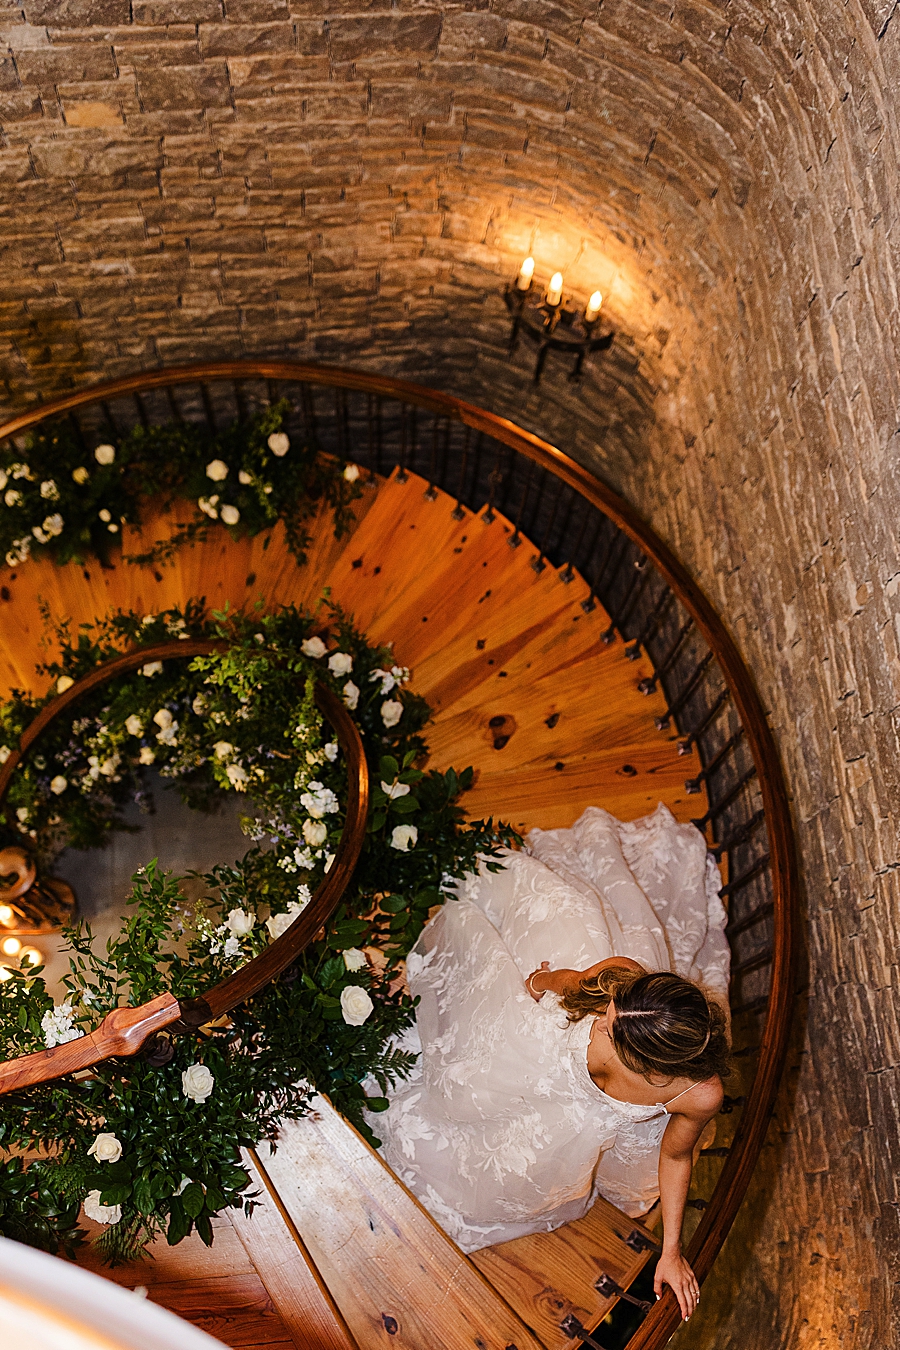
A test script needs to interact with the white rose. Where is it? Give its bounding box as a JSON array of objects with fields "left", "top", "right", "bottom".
[
  {"left": 343, "top": 463, "right": 360, "bottom": 482},
  {"left": 83, "top": 1190, "right": 122, "bottom": 1225},
  {"left": 301, "top": 636, "right": 327, "bottom": 659},
  {"left": 182, "top": 1063, "right": 214, "bottom": 1103},
  {"left": 342, "top": 680, "right": 359, "bottom": 711},
  {"left": 72, "top": 466, "right": 89, "bottom": 485},
  {"left": 225, "top": 908, "right": 255, "bottom": 936},
  {"left": 139, "top": 746, "right": 155, "bottom": 764},
  {"left": 50, "top": 774, "right": 67, "bottom": 795},
  {"left": 94, "top": 444, "right": 116, "bottom": 466},
  {"left": 324, "top": 742, "right": 338, "bottom": 762},
  {"left": 87, "top": 1131, "right": 122, "bottom": 1163},
  {"left": 141, "top": 661, "right": 162, "bottom": 677},
  {"left": 206, "top": 459, "right": 229, "bottom": 481},
  {"left": 268, "top": 432, "right": 290, "bottom": 456},
  {"left": 303, "top": 818, "right": 328, "bottom": 847},
  {"left": 238, "top": 469, "right": 253, "bottom": 485},
  {"left": 342, "top": 948, "right": 368, "bottom": 972},
  {"left": 0, "top": 747, "right": 9, "bottom": 764},
  {"left": 125, "top": 714, "right": 143, "bottom": 736},
  {"left": 98, "top": 508, "right": 111, "bottom": 522},
  {"left": 328, "top": 651, "right": 353, "bottom": 676},
  {"left": 220, "top": 504, "right": 240, "bottom": 525},
  {"left": 340, "top": 985, "right": 374, "bottom": 1026},
  {"left": 198, "top": 496, "right": 219, "bottom": 519},
  {"left": 226, "top": 762, "right": 248, "bottom": 789},
  {"left": 213, "top": 740, "right": 233, "bottom": 759},
  {"left": 56, "top": 675, "right": 74, "bottom": 694},
  {"left": 381, "top": 779, "right": 411, "bottom": 799},
  {"left": 265, "top": 898, "right": 307, "bottom": 941},
  {"left": 391, "top": 824, "right": 418, "bottom": 852},
  {"left": 381, "top": 699, "right": 403, "bottom": 728},
  {"left": 153, "top": 708, "right": 173, "bottom": 730},
  {"left": 16, "top": 806, "right": 29, "bottom": 823},
  {"left": 32, "top": 526, "right": 49, "bottom": 544},
  {"left": 192, "top": 694, "right": 207, "bottom": 715},
  {"left": 43, "top": 513, "right": 64, "bottom": 536},
  {"left": 40, "top": 480, "right": 58, "bottom": 500},
  {"left": 4, "top": 489, "right": 21, "bottom": 507},
  {"left": 0, "top": 470, "right": 6, "bottom": 489}
]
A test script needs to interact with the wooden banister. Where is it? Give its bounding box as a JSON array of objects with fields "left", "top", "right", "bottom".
[{"left": 0, "top": 640, "right": 370, "bottom": 1094}]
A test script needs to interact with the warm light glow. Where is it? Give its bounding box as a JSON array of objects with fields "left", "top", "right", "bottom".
[
  {"left": 0, "top": 905, "right": 13, "bottom": 925},
  {"left": 1, "top": 936, "right": 21, "bottom": 957},
  {"left": 546, "top": 272, "right": 564, "bottom": 307},
  {"left": 516, "top": 256, "right": 535, "bottom": 290},
  {"left": 585, "top": 290, "right": 603, "bottom": 323},
  {"left": 21, "top": 947, "right": 41, "bottom": 967},
  {"left": 0, "top": 966, "right": 10, "bottom": 982}
]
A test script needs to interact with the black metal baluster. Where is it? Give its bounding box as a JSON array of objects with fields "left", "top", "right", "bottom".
[
  {"left": 165, "top": 385, "right": 185, "bottom": 425},
  {"left": 684, "top": 727, "right": 745, "bottom": 793},
  {"left": 482, "top": 446, "right": 505, "bottom": 523},
  {"left": 638, "top": 617, "right": 693, "bottom": 695},
  {"left": 425, "top": 413, "right": 439, "bottom": 499},
  {"left": 725, "top": 893, "right": 773, "bottom": 935},
  {"left": 692, "top": 762, "right": 758, "bottom": 830},
  {"left": 509, "top": 459, "right": 535, "bottom": 547},
  {"left": 198, "top": 382, "right": 216, "bottom": 433},
  {"left": 299, "top": 383, "right": 317, "bottom": 446},
  {"left": 531, "top": 474, "right": 564, "bottom": 573},
  {"left": 677, "top": 685, "right": 731, "bottom": 755},
  {"left": 451, "top": 426, "right": 473, "bottom": 519},
  {"left": 709, "top": 807, "right": 766, "bottom": 859},
  {"left": 559, "top": 496, "right": 591, "bottom": 583},
  {"left": 612, "top": 556, "right": 650, "bottom": 637},
  {"left": 234, "top": 380, "right": 248, "bottom": 423},
  {"left": 397, "top": 403, "right": 408, "bottom": 482},
  {"left": 594, "top": 531, "right": 631, "bottom": 638}
]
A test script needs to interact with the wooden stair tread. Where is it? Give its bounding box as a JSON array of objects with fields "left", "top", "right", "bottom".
[
  {"left": 470, "top": 1195, "right": 656, "bottom": 1350},
  {"left": 256, "top": 1095, "right": 547, "bottom": 1350}
]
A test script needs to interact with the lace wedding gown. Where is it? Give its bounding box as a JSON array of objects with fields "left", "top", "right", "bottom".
[{"left": 371, "top": 804, "right": 730, "bottom": 1254}]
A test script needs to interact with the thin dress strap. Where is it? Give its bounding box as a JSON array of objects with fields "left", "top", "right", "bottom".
[{"left": 658, "top": 1077, "right": 714, "bottom": 1113}]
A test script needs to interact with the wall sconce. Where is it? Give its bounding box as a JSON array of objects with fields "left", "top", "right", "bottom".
[{"left": 505, "top": 259, "right": 614, "bottom": 384}]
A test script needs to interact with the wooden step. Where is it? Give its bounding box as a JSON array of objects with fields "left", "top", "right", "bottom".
[
  {"left": 470, "top": 1197, "right": 657, "bottom": 1350},
  {"left": 255, "top": 1095, "right": 548, "bottom": 1350}
]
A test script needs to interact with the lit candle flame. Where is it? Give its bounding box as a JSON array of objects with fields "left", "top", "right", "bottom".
[
  {"left": 585, "top": 291, "right": 603, "bottom": 323},
  {"left": 516, "top": 256, "right": 535, "bottom": 290},
  {"left": 1, "top": 936, "right": 21, "bottom": 957},
  {"left": 546, "top": 272, "right": 564, "bottom": 307}
]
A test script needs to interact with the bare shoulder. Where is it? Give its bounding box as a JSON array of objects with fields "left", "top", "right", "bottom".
[{"left": 677, "top": 1076, "right": 724, "bottom": 1119}]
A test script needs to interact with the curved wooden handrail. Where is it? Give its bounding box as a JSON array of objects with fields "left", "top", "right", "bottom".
[
  {"left": 0, "top": 363, "right": 799, "bottom": 1345},
  {"left": 0, "top": 639, "right": 370, "bottom": 1096}
]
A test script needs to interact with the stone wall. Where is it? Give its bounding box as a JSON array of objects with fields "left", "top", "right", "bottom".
[{"left": 1, "top": 1, "right": 899, "bottom": 1345}]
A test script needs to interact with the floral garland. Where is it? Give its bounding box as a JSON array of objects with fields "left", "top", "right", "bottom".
[
  {"left": 0, "top": 604, "right": 516, "bottom": 1264},
  {"left": 0, "top": 401, "right": 362, "bottom": 570}
]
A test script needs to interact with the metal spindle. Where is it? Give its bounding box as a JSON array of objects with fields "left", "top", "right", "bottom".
[
  {"left": 626, "top": 586, "right": 673, "bottom": 660},
  {"left": 678, "top": 685, "right": 731, "bottom": 754},
  {"left": 234, "top": 380, "right": 248, "bottom": 423},
  {"left": 710, "top": 808, "right": 766, "bottom": 858},
  {"left": 198, "top": 383, "right": 215, "bottom": 433},
  {"left": 425, "top": 414, "right": 440, "bottom": 499},
  {"left": 654, "top": 649, "right": 715, "bottom": 730},
  {"left": 299, "top": 383, "right": 317, "bottom": 446},
  {"left": 482, "top": 448, "right": 505, "bottom": 523},
  {"left": 731, "top": 947, "right": 773, "bottom": 978},
  {"left": 396, "top": 403, "right": 408, "bottom": 482},
  {"left": 726, "top": 897, "right": 774, "bottom": 938},
  {"left": 509, "top": 459, "right": 535, "bottom": 547},
  {"left": 559, "top": 498, "right": 591, "bottom": 583},
  {"left": 638, "top": 617, "right": 694, "bottom": 695},
  {"left": 693, "top": 762, "right": 758, "bottom": 829},
  {"left": 452, "top": 425, "right": 473, "bottom": 519},
  {"left": 165, "top": 385, "right": 185, "bottom": 425},
  {"left": 531, "top": 475, "right": 564, "bottom": 573},
  {"left": 685, "top": 727, "right": 745, "bottom": 793}
]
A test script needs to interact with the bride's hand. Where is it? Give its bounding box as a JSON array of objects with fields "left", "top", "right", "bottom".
[
  {"left": 654, "top": 1248, "right": 700, "bottom": 1320},
  {"left": 525, "top": 961, "right": 551, "bottom": 1001}
]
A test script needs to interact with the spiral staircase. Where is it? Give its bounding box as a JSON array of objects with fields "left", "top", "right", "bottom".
[{"left": 0, "top": 364, "right": 799, "bottom": 1350}]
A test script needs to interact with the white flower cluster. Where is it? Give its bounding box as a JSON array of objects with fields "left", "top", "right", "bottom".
[
  {"left": 41, "top": 1000, "right": 81, "bottom": 1048},
  {"left": 265, "top": 889, "right": 310, "bottom": 940},
  {"left": 369, "top": 664, "right": 410, "bottom": 695},
  {"left": 300, "top": 782, "right": 339, "bottom": 819},
  {"left": 203, "top": 906, "right": 257, "bottom": 961}
]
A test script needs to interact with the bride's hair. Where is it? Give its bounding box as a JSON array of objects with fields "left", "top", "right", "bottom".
[{"left": 561, "top": 966, "right": 731, "bottom": 1082}]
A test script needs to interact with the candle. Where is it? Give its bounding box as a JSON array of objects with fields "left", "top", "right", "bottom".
[
  {"left": 1, "top": 936, "right": 20, "bottom": 956},
  {"left": 585, "top": 291, "right": 603, "bottom": 324},
  {"left": 516, "top": 256, "right": 535, "bottom": 290},
  {"left": 546, "top": 272, "right": 564, "bottom": 307},
  {"left": 0, "top": 905, "right": 13, "bottom": 927}
]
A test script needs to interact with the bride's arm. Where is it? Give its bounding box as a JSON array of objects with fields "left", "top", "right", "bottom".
[
  {"left": 654, "top": 1081, "right": 723, "bottom": 1319},
  {"left": 525, "top": 955, "right": 644, "bottom": 1001}
]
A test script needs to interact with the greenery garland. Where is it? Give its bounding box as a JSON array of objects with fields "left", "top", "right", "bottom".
[
  {"left": 0, "top": 402, "right": 362, "bottom": 570},
  {"left": 0, "top": 603, "right": 516, "bottom": 1264}
]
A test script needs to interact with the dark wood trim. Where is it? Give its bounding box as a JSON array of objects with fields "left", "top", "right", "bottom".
[
  {"left": 0, "top": 363, "right": 800, "bottom": 1349},
  {"left": 0, "top": 639, "right": 369, "bottom": 1094}
]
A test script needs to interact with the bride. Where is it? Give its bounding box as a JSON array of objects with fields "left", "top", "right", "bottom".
[{"left": 370, "top": 804, "right": 731, "bottom": 1321}]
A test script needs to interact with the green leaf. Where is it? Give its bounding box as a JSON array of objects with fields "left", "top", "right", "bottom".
[
  {"left": 180, "top": 1182, "right": 205, "bottom": 1218},
  {"left": 379, "top": 755, "right": 399, "bottom": 781},
  {"left": 391, "top": 795, "right": 419, "bottom": 815},
  {"left": 379, "top": 895, "right": 406, "bottom": 913},
  {"left": 365, "top": 1097, "right": 390, "bottom": 1112}
]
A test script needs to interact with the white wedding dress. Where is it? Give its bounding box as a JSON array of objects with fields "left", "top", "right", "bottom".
[{"left": 370, "top": 804, "right": 730, "bottom": 1254}]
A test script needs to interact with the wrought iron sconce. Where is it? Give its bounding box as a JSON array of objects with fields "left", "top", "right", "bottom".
[{"left": 504, "top": 257, "right": 614, "bottom": 384}]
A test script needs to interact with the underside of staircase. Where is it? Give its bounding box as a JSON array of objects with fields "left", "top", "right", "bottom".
[{"left": 2, "top": 470, "right": 713, "bottom": 1349}]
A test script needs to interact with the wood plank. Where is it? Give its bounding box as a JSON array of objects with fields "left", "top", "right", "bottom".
[
  {"left": 231, "top": 1148, "right": 359, "bottom": 1350},
  {"left": 470, "top": 1196, "right": 655, "bottom": 1350},
  {"left": 257, "top": 1096, "right": 548, "bottom": 1350}
]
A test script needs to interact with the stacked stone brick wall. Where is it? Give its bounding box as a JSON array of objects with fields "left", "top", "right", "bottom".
[{"left": 1, "top": 1, "right": 898, "bottom": 1345}]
